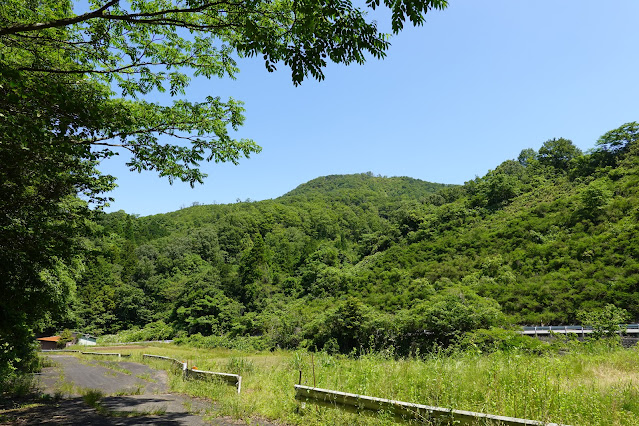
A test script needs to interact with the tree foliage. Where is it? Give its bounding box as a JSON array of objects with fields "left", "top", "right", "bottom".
[
  {"left": 407, "top": 288, "right": 505, "bottom": 346},
  {"left": 596, "top": 122, "right": 639, "bottom": 156},
  {"left": 1, "top": 0, "right": 450, "bottom": 371},
  {"left": 577, "top": 304, "right": 630, "bottom": 339},
  {"left": 537, "top": 138, "right": 582, "bottom": 171}
]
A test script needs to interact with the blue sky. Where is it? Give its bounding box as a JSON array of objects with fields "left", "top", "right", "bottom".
[{"left": 99, "top": 1, "right": 639, "bottom": 216}]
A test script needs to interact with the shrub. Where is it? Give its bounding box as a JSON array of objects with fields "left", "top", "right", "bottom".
[
  {"left": 402, "top": 287, "right": 506, "bottom": 348},
  {"left": 57, "top": 329, "right": 74, "bottom": 348},
  {"left": 174, "top": 333, "right": 272, "bottom": 351},
  {"left": 577, "top": 304, "right": 630, "bottom": 339},
  {"left": 303, "top": 297, "right": 386, "bottom": 355},
  {"left": 97, "top": 320, "right": 175, "bottom": 344},
  {"left": 458, "top": 328, "right": 550, "bottom": 354}
]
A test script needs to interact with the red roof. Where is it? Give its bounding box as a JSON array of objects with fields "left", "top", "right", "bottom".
[{"left": 37, "top": 336, "right": 61, "bottom": 342}]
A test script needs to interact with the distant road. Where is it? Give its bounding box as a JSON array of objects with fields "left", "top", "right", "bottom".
[
  {"left": 96, "top": 340, "right": 175, "bottom": 345},
  {"left": 520, "top": 324, "right": 639, "bottom": 335}
]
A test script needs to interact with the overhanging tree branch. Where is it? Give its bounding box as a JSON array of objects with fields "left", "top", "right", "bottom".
[
  {"left": 0, "top": 0, "right": 120, "bottom": 36},
  {"left": 0, "top": 0, "right": 252, "bottom": 36}
]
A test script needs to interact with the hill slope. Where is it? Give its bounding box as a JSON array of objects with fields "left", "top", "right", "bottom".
[
  {"left": 280, "top": 173, "right": 452, "bottom": 201},
  {"left": 70, "top": 122, "right": 639, "bottom": 353}
]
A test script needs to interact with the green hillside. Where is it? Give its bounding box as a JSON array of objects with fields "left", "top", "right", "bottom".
[
  {"left": 72, "top": 122, "right": 639, "bottom": 354},
  {"left": 280, "top": 173, "right": 452, "bottom": 201}
]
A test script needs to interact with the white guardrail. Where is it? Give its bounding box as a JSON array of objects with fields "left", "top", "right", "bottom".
[
  {"left": 295, "top": 385, "right": 566, "bottom": 425},
  {"left": 521, "top": 324, "right": 639, "bottom": 336},
  {"left": 143, "top": 354, "right": 241, "bottom": 394},
  {"left": 80, "top": 351, "right": 131, "bottom": 358},
  {"left": 41, "top": 350, "right": 131, "bottom": 357}
]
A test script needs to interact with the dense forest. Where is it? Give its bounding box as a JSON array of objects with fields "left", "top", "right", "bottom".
[{"left": 68, "top": 122, "right": 639, "bottom": 354}]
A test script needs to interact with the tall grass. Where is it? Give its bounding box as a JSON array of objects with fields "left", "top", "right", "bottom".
[{"left": 103, "top": 342, "right": 639, "bottom": 425}]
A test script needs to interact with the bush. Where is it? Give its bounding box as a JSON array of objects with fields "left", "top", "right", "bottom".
[
  {"left": 458, "top": 328, "right": 550, "bottom": 354},
  {"left": 97, "top": 320, "right": 175, "bottom": 344},
  {"left": 303, "top": 297, "right": 390, "bottom": 355},
  {"left": 0, "top": 338, "right": 41, "bottom": 398},
  {"left": 174, "top": 333, "right": 272, "bottom": 351},
  {"left": 0, "top": 370, "right": 37, "bottom": 398},
  {"left": 402, "top": 288, "right": 506, "bottom": 348},
  {"left": 57, "top": 329, "right": 74, "bottom": 348},
  {"left": 577, "top": 304, "right": 630, "bottom": 339}
]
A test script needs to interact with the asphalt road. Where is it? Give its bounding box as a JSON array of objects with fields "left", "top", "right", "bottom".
[
  {"left": 37, "top": 355, "right": 168, "bottom": 397},
  {"left": 13, "top": 354, "right": 258, "bottom": 425}
]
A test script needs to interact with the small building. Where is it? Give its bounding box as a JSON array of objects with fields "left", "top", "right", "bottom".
[
  {"left": 76, "top": 334, "right": 97, "bottom": 346},
  {"left": 36, "top": 336, "right": 61, "bottom": 350},
  {"left": 37, "top": 332, "right": 97, "bottom": 349}
]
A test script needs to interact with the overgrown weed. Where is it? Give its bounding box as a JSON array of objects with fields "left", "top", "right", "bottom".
[
  {"left": 226, "top": 357, "right": 255, "bottom": 374},
  {"left": 120, "top": 341, "right": 639, "bottom": 425}
]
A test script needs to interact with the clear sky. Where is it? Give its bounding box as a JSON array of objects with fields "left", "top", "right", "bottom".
[{"left": 99, "top": 1, "right": 639, "bottom": 216}]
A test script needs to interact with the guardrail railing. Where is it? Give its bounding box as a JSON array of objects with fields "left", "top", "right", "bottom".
[
  {"left": 81, "top": 351, "right": 131, "bottom": 358},
  {"left": 142, "top": 354, "right": 186, "bottom": 370},
  {"left": 520, "top": 324, "right": 639, "bottom": 335},
  {"left": 295, "top": 385, "right": 565, "bottom": 425},
  {"left": 42, "top": 350, "right": 130, "bottom": 357},
  {"left": 187, "top": 368, "right": 242, "bottom": 394},
  {"left": 143, "top": 354, "right": 241, "bottom": 394}
]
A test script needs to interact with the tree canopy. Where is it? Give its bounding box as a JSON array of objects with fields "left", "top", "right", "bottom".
[
  {"left": 1, "top": 0, "right": 448, "bottom": 195},
  {"left": 0, "top": 0, "right": 449, "bottom": 375}
]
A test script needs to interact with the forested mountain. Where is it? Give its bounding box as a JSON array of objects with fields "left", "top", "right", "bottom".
[
  {"left": 71, "top": 123, "right": 639, "bottom": 354},
  {"left": 281, "top": 173, "right": 451, "bottom": 201}
]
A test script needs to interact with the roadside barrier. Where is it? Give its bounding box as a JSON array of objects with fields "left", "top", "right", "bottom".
[
  {"left": 42, "top": 350, "right": 129, "bottom": 358},
  {"left": 294, "top": 385, "right": 565, "bottom": 425},
  {"left": 143, "top": 354, "right": 241, "bottom": 394},
  {"left": 187, "top": 368, "right": 242, "bottom": 394},
  {"left": 80, "top": 351, "right": 131, "bottom": 358},
  {"left": 142, "top": 354, "right": 186, "bottom": 371}
]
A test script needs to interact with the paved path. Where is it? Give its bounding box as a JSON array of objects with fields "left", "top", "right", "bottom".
[
  {"left": 26, "top": 354, "right": 246, "bottom": 425},
  {"left": 37, "top": 355, "right": 168, "bottom": 396}
]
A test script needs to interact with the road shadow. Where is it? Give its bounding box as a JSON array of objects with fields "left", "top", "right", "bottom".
[
  {"left": 1, "top": 354, "right": 277, "bottom": 425},
  {"left": 0, "top": 396, "right": 208, "bottom": 425}
]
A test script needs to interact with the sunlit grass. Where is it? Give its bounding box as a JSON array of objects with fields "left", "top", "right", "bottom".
[{"left": 82, "top": 342, "right": 639, "bottom": 425}]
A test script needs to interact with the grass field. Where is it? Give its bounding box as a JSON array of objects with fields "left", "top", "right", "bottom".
[{"left": 66, "top": 341, "right": 639, "bottom": 425}]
